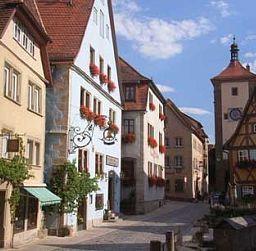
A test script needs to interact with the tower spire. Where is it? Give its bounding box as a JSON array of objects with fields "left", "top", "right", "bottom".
[{"left": 230, "top": 36, "right": 239, "bottom": 62}]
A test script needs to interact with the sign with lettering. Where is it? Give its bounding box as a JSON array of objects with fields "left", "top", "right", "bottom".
[
  {"left": 7, "top": 139, "right": 20, "bottom": 152},
  {"left": 106, "top": 155, "right": 119, "bottom": 167}
]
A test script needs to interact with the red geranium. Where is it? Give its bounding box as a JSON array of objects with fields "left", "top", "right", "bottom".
[
  {"left": 108, "top": 80, "right": 116, "bottom": 92},
  {"left": 100, "top": 73, "right": 108, "bottom": 84},
  {"left": 159, "top": 113, "right": 166, "bottom": 121},
  {"left": 80, "top": 106, "right": 96, "bottom": 121},
  {"left": 149, "top": 102, "right": 156, "bottom": 111},
  {"left": 148, "top": 137, "right": 157, "bottom": 148},
  {"left": 159, "top": 145, "right": 166, "bottom": 154},
  {"left": 109, "top": 123, "right": 119, "bottom": 134},
  {"left": 94, "top": 115, "right": 106, "bottom": 128},
  {"left": 148, "top": 175, "right": 157, "bottom": 187},
  {"left": 89, "top": 64, "right": 100, "bottom": 76},
  {"left": 122, "top": 133, "right": 136, "bottom": 144}
]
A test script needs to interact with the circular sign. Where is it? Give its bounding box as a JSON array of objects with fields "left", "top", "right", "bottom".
[{"left": 229, "top": 108, "right": 242, "bottom": 121}]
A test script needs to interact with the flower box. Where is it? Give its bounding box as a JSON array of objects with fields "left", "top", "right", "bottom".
[
  {"left": 148, "top": 137, "right": 157, "bottom": 148},
  {"left": 108, "top": 80, "right": 116, "bottom": 92},
  {"left": 109, "top": 123, "right": 119, "bottom": 134},
  {"left": 100, "top": 73, "right": 108, "bottom": 84},
  {"left": 122, "top": 133, "right": 136, "bottom": 144},
  {"left": 89, "top": 64, "right": 100, "bottom": 77},
  {"left": 156, "top": 177, "right": 165, "bottom": 187},
  {"left": 80, "top": 106, "right": 96, "bottom": 121},
  {"left": 148, "top": 176, "right": 157, "bottom": 187},
  {"left": 159, "top": 113, "right": 166, "bottom": 121},
  {"left": 94, "top": 115, "right": 106, "bottom": 128},
  {"left": 159, "top": 145, "right": 166, "bottom": 154},
  {"left": 149, "top": 102, "right": 156, "bottom": 111}
]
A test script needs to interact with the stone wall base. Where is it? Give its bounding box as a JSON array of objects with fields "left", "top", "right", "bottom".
[
  {"left": 136, "top": 199, "right": 164, "bottom": 214},
  {"left": 13, "top": 229, "right": 38, "bottom": 248},
  {"left": 85, "top": 217, "right": 103, "bottom": 230}
]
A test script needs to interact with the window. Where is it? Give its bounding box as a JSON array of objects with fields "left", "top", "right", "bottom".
[
  {"left": 174, "top": 155, "right": 183, "bottom": 167},
  {"left": 148, "top": 162, "right": 153, "bottom": 176},
  {"left": 253, "top": 124, "right": 256, "bottom": 134},
  {"left": 124, "top": 119, "right": 135, "bottom": 134},
  {"left": 93, "top": 98, "right": 101, "bottom": 115},
  {"left": 13, "top": 21, "right": 35, "bottom": 56},
  {"left": 154, "top": 164, "right": 158, "bottom": 176},
  {"left": 95, "top": 153, "right": 103, "bottom": 175},
  {"left": 232, "top": 87, "right": 238, "bottom": 96},
  {"left": 109, "top": 109, "right": 116, "bottom": 123},
  {"left": 238, "top": 150, "right": 248, "bottom": 162},
  {"left": 242, "top": 186, "right": 254, "bottom": 196},
  {"left": 175, "top": 179, "right": 184, "bottom": 192},
  {"left": 100, "top": 10, "right": 104, "bottom": 37},
  {"left": 165, "top": 137, "right": 170, "bottom": 147},
  {"left": 1, "top": 130, "right": 12, "bottom": 159},
  {"left": 90, "top": 47, "right": 95, "bottom": 64},
  {"left": 125, "top": 85, "right": 135, "bottom": 101},
  {"left": 158, "top": 165, "right": 163, "bottom": 178},
  {"left": 14, "top": 193, "right": 26, "bottom": 233},
  {"left": 80, "top": 88, "right": 91, "bottom": 108},
  {"left": 165, "top": 155, "right": 170, "bottom": 167},
  {"left": 28, "top": 83, "right": 41, "bottom": 114},
  {"left": 35, "top": 142, "right": 40, "bottom": 166},
  {"left": 78, "top": 149, "right": 88, "bottom": 172},
  {"left": 107, "top": 66, "right": 111, "bottom": 80},
  {"left": 175, "top": 137, "right": 183, "bottom": 147},
  {"left": 93, "top": 7, "right": 98, "bottom": 24},
  {"left": 27, "top": 140, "right": 33, "bottom": 165},
  {"left": 149, "top": 92, "right": 153, "bottom": 104},
  {"left": 159, "top": 133, "right": 163, "bottom": 146},
  {"left": 95, "top": 194, "right": 104, "bottom": 210},
  {"left": 4, "top": 64, "right": 20, "bottom": 103},
  {"left": 106, "top": 24, "right": 110, "bottom": 40},
  {"left": 250, "top": 149, "right": 256, "bottom": 160},
  {"left": 148, "top": 124, "right": 154, "bottom": 138},
  {"left": 99, "top": 56, "right": 104, "bottom": 74},
  {"left": 159, "top": 104, "right": 163, "bottom": 115}
]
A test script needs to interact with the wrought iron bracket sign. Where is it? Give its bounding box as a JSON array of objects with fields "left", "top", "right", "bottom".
[{"left": 69, "top": 116, "right": 117, "bottom": 152}]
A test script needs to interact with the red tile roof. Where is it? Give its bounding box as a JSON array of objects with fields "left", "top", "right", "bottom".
[
  {"left": 37, "top": 0, "right": 95, "bottom": 62},
  {"left": 212, "top": 61, "right": 256, "bottom": 82},
  {"left": 0, "top": 1, "right": 16, "bottom": 38}
]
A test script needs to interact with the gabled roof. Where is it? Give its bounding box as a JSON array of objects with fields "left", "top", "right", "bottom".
[
  {"left": 166, "top": 99, "right": 208, "bottom": 142},
  {"left": 212, "top": 61, "right": 256, "bottom": 83},
  {"left": 224, "top": 88, "right": 256, "bottom": 149},
  {"left": 119, "top": 57, "right": 165, "bottom": 111},
  {"left": 37, "top": 0, "right": 95, "bottom": 62}
]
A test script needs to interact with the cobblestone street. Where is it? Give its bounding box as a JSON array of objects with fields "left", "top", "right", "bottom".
[{"left": 17, "top": 201, "right": 209, "bottom": 251}]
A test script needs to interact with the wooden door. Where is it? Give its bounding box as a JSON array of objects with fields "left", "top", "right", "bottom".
[
  {"left": 77, "top": 198, "right": 87, "bottom": 231},
  {"left": 0, "top": 191, "right": 5, "bottom": 248}
]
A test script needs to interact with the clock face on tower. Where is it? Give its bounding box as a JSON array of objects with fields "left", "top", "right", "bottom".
[{"left": 229, "top": 108, "right": 242, "bottom": 121}]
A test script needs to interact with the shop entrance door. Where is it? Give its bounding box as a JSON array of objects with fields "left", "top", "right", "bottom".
[{"left": 0, "top": 191, "right": 5, "bottom": 248}]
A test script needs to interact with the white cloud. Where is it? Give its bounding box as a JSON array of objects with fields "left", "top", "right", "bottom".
[
  {"left": 114, "top": 1, "right": 214, "bottom": 59},
  {"left": 179, "top": 107, "right": 211, "bottom": 116},
  {"left": 245, "top": 34, "right": 256, "bottom": 41},
  {"left": 244, "top": 52, "right": 256, "bottom": 58},
  {"left": 220, "top": 34, "right": 233, "bottom": 45},
  {"left": 210, "top": 1, "right": 231, "bottom": 17},
  {"left": 156, "top": 84, "right": 175, "bottom": 93}
]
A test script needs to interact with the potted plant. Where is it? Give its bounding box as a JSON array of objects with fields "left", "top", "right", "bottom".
[
  {"left": 109, "top": 123, "right": 119, "bottom": 134},
  {"left": 148, "top": 137, "right": 157, "bottom": 148},
  {"left": 159, "top": 145, "right": 166, "bottom": 154},
  {"left": 122, "top": 133, "right": 136, "bottom": 144},
  {"left": 100, "top": 73, "right": 108, "bottom": 84},
  {"left": 80, "top": 106, "right": 96, "bottom": 121},
  {"left": 107, "top": 80, "right": 116, "bottom": 92},
  {"left": 94, "top": 115, "right": 106, "bottom": 128},
  {"left": 149, "top": 102, "right": 156, "bottom": 111},
  {"left": 159, "top": 113, "right": 166, "bottom": 121},
  {"left": 89, "top": 63, "right": 100, "bottom": 76}
]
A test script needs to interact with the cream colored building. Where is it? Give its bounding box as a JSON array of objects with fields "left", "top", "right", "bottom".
[
  {"left": 0, "top": 1, "right": 60, "bottom": 248},
  {"left": 165, "top": 99, "right": 208, "bottom": 201}
]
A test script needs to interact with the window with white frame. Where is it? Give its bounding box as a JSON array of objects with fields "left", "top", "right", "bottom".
[
  {"left": 4, "top": 64, "right": 20, "bottom": 103},
  {"left": 124, "top": 119, "right": 135, "bottom": 134},
  {"left": 148, "top": 123, "right": 154, "bottom": 138},
  {"left": 242, "top": 186, "right": 254, "bottom": 196},
  {"left": 13, "top": 21, "right": 35, "bottom": 56},
  {"left": 35, "top": 142, "right": 40, "bottom": 166},
  {"left": 175, "top": 137, "right": 183, "bottom": 147},
  {"left": 148, "top": 162, "right": 153, "bottom": 176},
  {"left": 154, "top": 164, "right": 158, "bottom": 176},
  {"left": 109, "top": 109, "right": 116, "bottom": 123},
  {"left": 93, "top": 98, "right": 101, "bottom": 115},
  {"left": 93, "top": 7, "right": 98, "bottom": 24},
  {"left": 174, "top": 155, "right": 183, "bottom": 167},
  {"left": 158, "top": 165, "right": 163, "bottom": 178},
  {"left": 80, "top": 88, "right": 91, "bottom": 108},
  {"left": 28, "top": 82, "right": 42, "bottom": 114},
  {"left": 100, "top": 10, "right": 104, "bottom": 37},
  {"left": 238, "top": 150, "right": 248, "bottom": 162},
  {"left": 27, "top": 140, "right": 33, "bottom": 165},
  {"left": 106, "top": 24, "right": 110, "bottom": 40},
  {"left": 1, "top": 130, "right": 12, "bottom": 159}
]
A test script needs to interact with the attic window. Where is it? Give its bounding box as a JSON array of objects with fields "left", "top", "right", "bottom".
[
  {"left": 232, "top": 87, "right": 238, "bottom": 96},
  {"left": 125, "top": 85, "right": 135, "bottom": 101}
]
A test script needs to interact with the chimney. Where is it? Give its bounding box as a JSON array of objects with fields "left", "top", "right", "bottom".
[{"left": 246, "top": 64, "right": 250, "bottom": 71}]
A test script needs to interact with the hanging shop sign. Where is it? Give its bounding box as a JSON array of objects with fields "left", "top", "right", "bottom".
[
  {"left": 106, "top": 155, "right": 119, "bottom": 167},
  {"left": 7, "top": 139, "right": 20, "bottom": 152}
]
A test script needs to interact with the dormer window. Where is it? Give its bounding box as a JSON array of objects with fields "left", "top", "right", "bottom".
[
  {"left": 125, "top": 85, "right": 135, "bottom": 101},
  {"left": 13, "top": 21, "right": 35, "bottom": 57}
]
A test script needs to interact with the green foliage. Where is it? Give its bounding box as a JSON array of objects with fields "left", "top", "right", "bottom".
[
  {"left": 0, "top": 155, "right": 32, "bottom": 219},
  {"left": 49, "top": 161, "right": 98, "bottom": 214}
]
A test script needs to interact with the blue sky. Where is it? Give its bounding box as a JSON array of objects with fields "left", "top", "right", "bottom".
[{"left": 113, "top": 0, "right": 256, "bottom": 143}]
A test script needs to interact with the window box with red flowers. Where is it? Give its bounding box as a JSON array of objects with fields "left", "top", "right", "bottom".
[
  {"left": 107, "top": 80, "right": 116, "bottom": 92},
  {"left": 122, "top": 133, "right": 136, "bottom": 144},
  {"left": 148, "top": 175, "right": 157, "bottom": 187},
  {"left": 94, "top": 115, "right": 106, "bottom": 128},
  {"left": 159, "top": 113, "right": 166, "bottom": 121},
  {"left": 159, "top": 145, "right": 166, "bottom": 154},
  {"left": 149, "top": 102, "right": 156, "bottom": 111},
  {"left": 148, "top": 137, "right": 157, "bottom": 148},
  {"left": 156, "top": 177, "right": 165, "bottom": 187},
  {"left": 109, "top": 123, "right": 119, "bottom": 134},
  {"left": 80, "top": 106, "right": 96, "bottom": 121},
  {"left": 99, "top": 73, "right": 108, "bottom": 84},
  {"left": 89, "top": 64, "right": 100, "bottom": 77}
]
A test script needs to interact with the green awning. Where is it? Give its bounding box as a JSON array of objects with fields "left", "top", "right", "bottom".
[{"left": 24, "top": 187, "right": 61, "bottom": 206}]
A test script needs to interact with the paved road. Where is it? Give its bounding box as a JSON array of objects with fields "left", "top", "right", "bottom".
[{"left": 18, "top": 201, "right": 209, "bottom": 251}]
